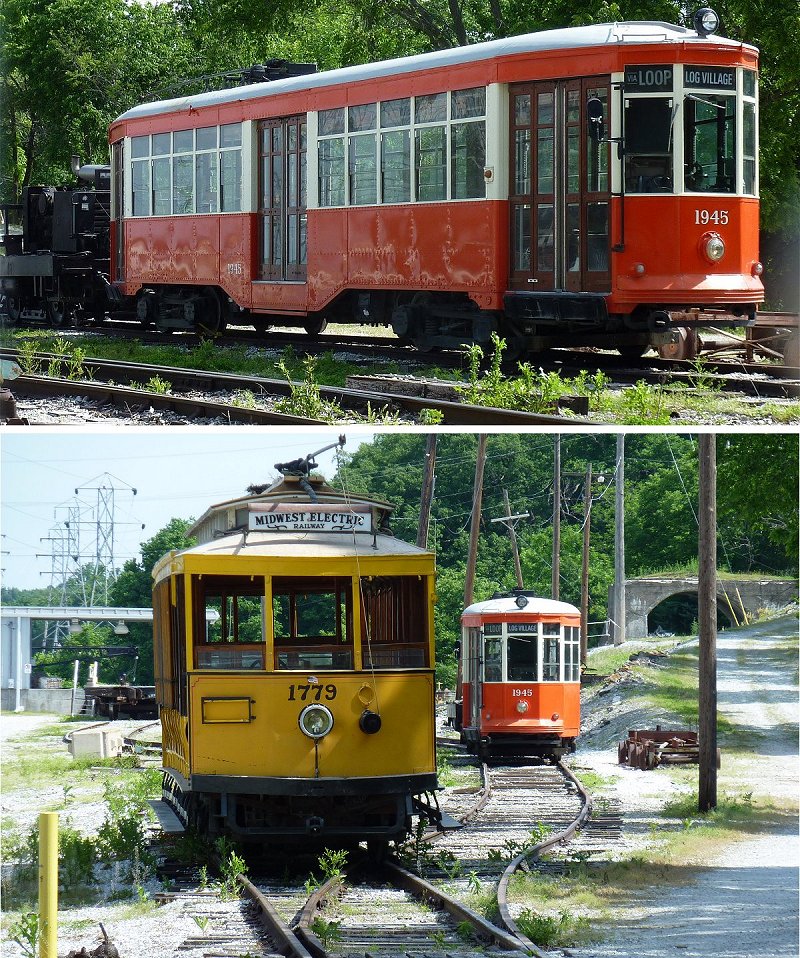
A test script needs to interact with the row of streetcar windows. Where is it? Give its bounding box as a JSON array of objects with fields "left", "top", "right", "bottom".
[
  {"left": 317, "top": 87, "right": 486, "bottom": 207},
  {"left": 480, "top": 624, "right": 581, "bottom": 683},
  {"left": 131, "top": 124, "right": 243, "bottom": 217},
  {"left": 125, "top": 69, "right": 757, "bottom": 217},
  {"left": 186, "top": 574, "right": 429, "bottom": 671}
]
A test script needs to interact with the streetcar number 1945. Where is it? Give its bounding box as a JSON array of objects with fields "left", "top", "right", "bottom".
[{"left": 695, "top": 209, "right": 729, "bottom": 225}]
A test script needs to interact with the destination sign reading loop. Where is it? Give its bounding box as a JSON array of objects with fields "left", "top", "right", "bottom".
[
  {"left": 249, "top": 504, "right": 372, "bottom": 533},
  {"left": 624, "top": 65, "right": 674, "bottom": 92}
]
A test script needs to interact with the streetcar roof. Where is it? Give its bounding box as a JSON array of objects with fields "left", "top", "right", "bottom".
[
  {"left": 158, "top": 529, "right": 433, "bottom": 564},
  {"left": 462, "top": 595, "right": 580, "bottom": 617},
  {"left": 115, "top": 21, "right": 753, "bottom": 123}
]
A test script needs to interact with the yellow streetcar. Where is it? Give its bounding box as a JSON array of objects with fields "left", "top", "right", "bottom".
[{"left": 152, "top": 440, "right": 440, "bottom": 846}]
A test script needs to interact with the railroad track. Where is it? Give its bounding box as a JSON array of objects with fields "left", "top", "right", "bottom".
[
  {"left": 140, "top": 754, "right": 600, "bottom": 957},
  {"left": 0, "top": 350, "right": 589, "bottom": 426},
  {"left": 7, "top": 313, "right": 798, "bottom": 384},
  {"left": 287, "top": 759, "right": 596, "bottom": 957}
]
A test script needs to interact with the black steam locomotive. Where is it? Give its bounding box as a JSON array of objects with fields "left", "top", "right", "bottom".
[{"left": 0, "top": 158, "right": 118, "bottom": 327}]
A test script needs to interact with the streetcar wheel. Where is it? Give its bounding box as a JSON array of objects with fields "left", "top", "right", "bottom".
[
  {"left": 304, "top": 315, "right": 328, "bottom": 336},
  {"left": 658, "top": 327, "right": 698, "bottom": 361},
  {"left": 194, "top": 287, "right": 227, "bottom": 337}
]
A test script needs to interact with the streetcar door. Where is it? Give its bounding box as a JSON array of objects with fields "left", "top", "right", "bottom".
[
  {"left": 466, "top": 627, "right": 482, "bottom": 728},
  {"left": 112, "top": 139, "right": 125, "bottom": 283},
  {"left": 509, "top": 79, "right": 611, "bottom": 293},
  {"left": 258, "top": 116, "right": 307, "bottom": 281}
]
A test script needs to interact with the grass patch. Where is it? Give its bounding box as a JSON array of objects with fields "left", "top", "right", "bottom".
[
  {"left": 1, "top": 752, "right": 142, "bottom": 791},
  {"left": 586, "top": 637, "right": 686, "bottom": 676},
  {"left": 570, "top": 769, "right": 615, "bottom": 793}
]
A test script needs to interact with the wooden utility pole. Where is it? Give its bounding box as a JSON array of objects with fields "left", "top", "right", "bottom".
[
  {"left": 464, "top": 434, "right": 488, "bottom": 608},
  {"left": 416, "top": 434, "right": 437, "bottom": 549},
  {"left": 613, "top": 434, "right": 626, "bottom": 645},
  {"left": 698, "top": 434, "right": 718, "bottom": 812},
  {"left": 580, "top": 462, "right": 592, "bottom": 664},
  {"left": 552, "top": 435, "right": 561, "bottom": 599},
  {"left": 502, "top": 488, "right": 524, "bottom": 589}
]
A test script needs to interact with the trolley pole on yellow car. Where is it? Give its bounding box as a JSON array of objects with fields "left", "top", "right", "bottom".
[{"left": 38, "top": 812, "right": 58, "bottom": 958}]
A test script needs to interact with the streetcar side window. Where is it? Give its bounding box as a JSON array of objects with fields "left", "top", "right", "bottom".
[
  {"left": 542, "top": 623, "right": 560, "bottom": 681},
  {"left": 360, "top": 575, "right": 429, "bottom": 669},
  {"left": 127, "top": 124, "right": 242, "bottom": 217},
  {"left": 273, "top": 576, "right": 353, "bottom": 670},
  {"left": 683, "top": 94, "right": 736, "bottom": 193},
  {"left": 624, "top": 97, "right": 675, "bottom": 193},
  {"left": 192, "top": 574, "right": 265, "bottom": 670},
  {"left": 742, "top": 71, "right": 757, "bottom": 196},
  {"left": 564, "top": 626, "right": 581, "bottom": 681},
  {"left": 483, "top": 637, "right": 503, "bottom": 682}
]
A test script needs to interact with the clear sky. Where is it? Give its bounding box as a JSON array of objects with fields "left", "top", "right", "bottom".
[{"left": 1, "top": 428, "right": 378, "bottom": 591}]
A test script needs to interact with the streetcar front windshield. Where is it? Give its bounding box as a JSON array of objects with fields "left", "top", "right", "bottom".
[{"left": 683, "top": 93, "right": 736, "bottom": 193}]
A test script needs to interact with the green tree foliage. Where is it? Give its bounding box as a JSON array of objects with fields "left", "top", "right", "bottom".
[
  {"left": 1, "top": 0, "right": 194, "bottom": 198},
  {"left": 108, "top": 517, "right": 196, "bottom": 684}
]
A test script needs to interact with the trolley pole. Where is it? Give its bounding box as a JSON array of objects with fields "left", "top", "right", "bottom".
[
  {"left": 38, "top": 812, "right": 58, "bottom": 958},
  {"left": 416, "top": 434, "right": 437, "bottom": 549},
  {"left": 698, "top": 434, "right": 718, "bottom": 812},
  {"left": 552, "top": 435, "right": 561, "bottom": 599}
]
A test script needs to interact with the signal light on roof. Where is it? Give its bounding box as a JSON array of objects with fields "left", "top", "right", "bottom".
[{"left": 693, "top": 7, "right": 719, "bottom": 36}]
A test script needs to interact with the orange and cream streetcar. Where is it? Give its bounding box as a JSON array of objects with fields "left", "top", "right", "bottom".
[
  {"left": 456, "top": 591, "right": 581, "bottom": 761},
  {"left": 109, "top": 9, "right": 761, "bottom": 359}
]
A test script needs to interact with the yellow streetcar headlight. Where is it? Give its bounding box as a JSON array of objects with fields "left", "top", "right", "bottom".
[{"left": 298, "top": 704, "right": 334, "bottom": 739}]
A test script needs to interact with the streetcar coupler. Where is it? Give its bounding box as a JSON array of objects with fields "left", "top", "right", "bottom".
[{"left": 413, "top": 791, "right": 461, "bottom": 831}]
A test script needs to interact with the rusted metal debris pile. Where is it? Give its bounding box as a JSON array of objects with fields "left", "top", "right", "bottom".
[{"left": 617, "top": 727, "right": 720, "bottom": 770}]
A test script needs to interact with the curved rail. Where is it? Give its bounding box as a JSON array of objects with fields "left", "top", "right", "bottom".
[{"left": 495, "top": 761, "right": 593, "bottom": 955}]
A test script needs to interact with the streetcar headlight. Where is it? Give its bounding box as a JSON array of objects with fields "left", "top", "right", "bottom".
[
  {"left": 516, "top": 700, "right": 529, "bottom": 714},
  {"left": 700, "top": 231, "right": 725, "bottom": 263},
  {"left": 298, "top": 704, "right": 334, "bottom": 739},
  {"left": 751, "top": 261, "right": 764, "bottom": 276},
  {"left": 693, "top": 7, "right": 719, "bottom": 36}
]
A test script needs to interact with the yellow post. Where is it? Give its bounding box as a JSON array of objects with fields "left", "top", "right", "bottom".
[
  {"left": 38, "top": 812, "right": 58, "bottom": 958},
  {"left": 723, "top": 590, "right": 740, "bottom": 627},
  {"left": 735, "top": 588, "right": 750, "bottom": 625}
]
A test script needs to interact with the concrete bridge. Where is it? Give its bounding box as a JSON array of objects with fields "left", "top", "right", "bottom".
[{"left": 619, "top": 576, "right": 797, "bottom": 639}]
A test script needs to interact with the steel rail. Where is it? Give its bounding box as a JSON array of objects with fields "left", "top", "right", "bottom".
[
  {"left": 495, "top": 761, "right": 593, "bottom": 956},
  {"left": 238, "top": 874, "right": 315, "bottom": 958},
  {"left": 3, "top": 351, "right": 593, "bottom": 425},
  {"left": 294, "top": 853, "right": 526, "bottom": 955},
  {"left": 382, "top": 857, "right": 527, "bottom": 951},
  {"left": 11, "top": 373, "right": 327, "bottom": 424}
]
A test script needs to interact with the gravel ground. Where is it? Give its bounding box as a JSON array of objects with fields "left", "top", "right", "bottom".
[
  {"left": 1, "top": 616, "right": 797, "bottom": 957},
  {"left": 565, "top": 616, "right": 799, "bottom": 958}
]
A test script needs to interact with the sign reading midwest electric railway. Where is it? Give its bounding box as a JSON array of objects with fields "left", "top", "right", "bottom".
[{"left": 249, "top": 504, "right": 372, "bottom": 533}]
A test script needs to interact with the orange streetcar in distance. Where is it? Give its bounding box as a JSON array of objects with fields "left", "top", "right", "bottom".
[{"left": 455, "top": 591, "right": 581, "bottom": 762}]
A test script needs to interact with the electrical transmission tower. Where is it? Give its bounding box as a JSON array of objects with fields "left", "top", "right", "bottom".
[{"left": 74, "top": 474, "right": 137, "bottom": 606}]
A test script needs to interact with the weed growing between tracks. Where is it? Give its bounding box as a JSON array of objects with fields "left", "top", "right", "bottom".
[{"left": 8, "top": 327, "right": 798, "bottom": 422}]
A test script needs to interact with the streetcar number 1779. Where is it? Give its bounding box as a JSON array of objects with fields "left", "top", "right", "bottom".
[{"left": 288, "top": 684, "right": 337, "bottom": 701}]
